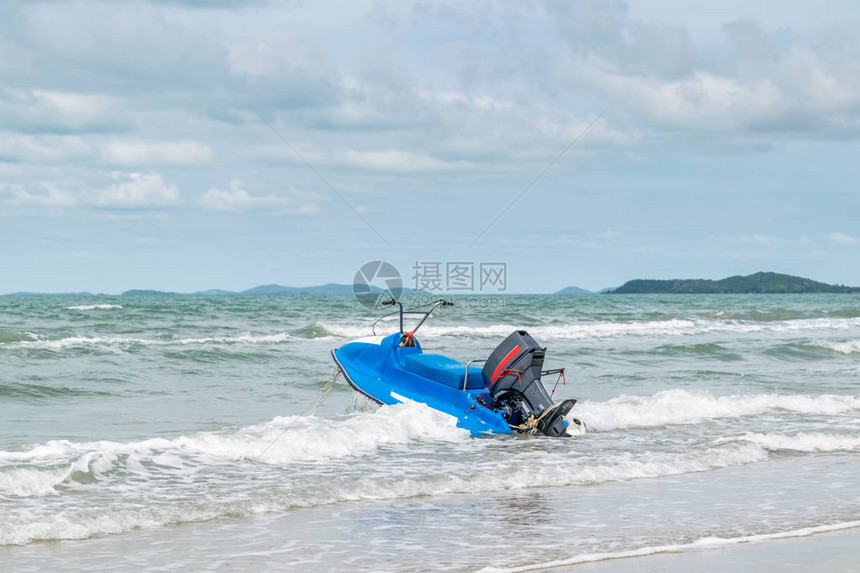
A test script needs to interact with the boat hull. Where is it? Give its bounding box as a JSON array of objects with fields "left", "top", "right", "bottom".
[{"left": 332, "top": 333, "right": 513, "bottom": 436}]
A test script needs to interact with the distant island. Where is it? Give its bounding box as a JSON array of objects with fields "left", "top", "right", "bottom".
[
  {"left": 555, "top": 286, "right": 593, "bottom": 295},
  {"left": 554, "top": 286, "right": 617, "bottom": 295},
  {"left": 121, "top": 284, "right": 429, "bottom": 296},
  {"left": 608, "top": 272, "right": 860, "bottom": 294}
]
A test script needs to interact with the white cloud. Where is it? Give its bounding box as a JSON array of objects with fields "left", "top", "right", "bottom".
[
  {"left": 416, "top": 89, "right": 514, "bottom": 112},
  {"left": 0, "top": 88, "right": 124, "bottom": 133},
  {"left": 565, "top": 15, "right": 860, "bottom": 140},
  {"left": 0, "top": 133, "right": 90, "bottom": 163},
  {"left": 101, "top": 140, "right": 213, "bottom": 167},
  {"left": 824, "top": 232, "right": 858, "bottom": 245},
  {"left": 342, "top": 150, "right": 473, "bottom": 172},
  {"left": 2, "top": 173, "right": 179, "bottom": 209},
  {"left": 17, "top": 1, "right": 226, "bottom": 88},
  {"left": 0, "top": 182, "right": 78, "bottom": 208},
  {"left": 199, "top": 179, "right": 319, "bottom": 214},
  {"left": 225, "top": 26, "right": 337, "bottom": 105},
  {"left": 69, "top": 250, "right": 95, "bottom": 259},
  {"left": 95, "top": 173, "right": 182, "bottom": 208},
  {"left": 1, "top": 171, "right": 180, "bottom": 211},
  {"left": 587, "top": 229, "right": 623, "bottom": 240},
  {"left": 736, "top": 234, "right": 779, "bottom": 247}
]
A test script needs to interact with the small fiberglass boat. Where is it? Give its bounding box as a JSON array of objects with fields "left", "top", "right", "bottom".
[{"left": 331, "top": 300, "right": 585, "bottom": 437}]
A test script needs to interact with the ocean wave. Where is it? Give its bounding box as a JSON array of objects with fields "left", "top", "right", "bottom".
[
  {"left": 0, "top": 503, "right": 227, "bottom": 546},
  {"left": 321, "top": 315, "right": 860, "bottom": 342},
  {"left": 655, "top": 343, "right": 743, "bottom": 361},
  {"left": 0, "top": 466, "right": 71, "bottom": 497},
  {"left": 0, "top": 382, "right": 115, "bottom": 400},
  {"left": 718, "top": 431, "right": 860, "bottom": 452},
  {"left": 290, "top": 322, "right": 338, "bottom": 339},
  {"left": 0, "top": 438, "right": 767, "bottom": 544},
  {"left": 0, "top": 401, "right": 467, "bottom": 471},
  {"left": 573, "top": 389, "right": 860, "bottom": 432},
  {"left": 803, "top": 339, "right": 860, "bottom": 356},
  {"left": 66, "top": 304, "right": 123, "bottom": 311},
  {"left": 0, "top": 332, "right": 39, "bottom": 344},
  {"left": 0, "top": 332, "right": 293, "bottom": 350},
  {"left": 322, "top": 320, "right": 704, "bottom": 340},
  {"left": 1, "top": 392, "right": 852, "bottom": 545},
  {"left": 479, "top": 520, "right": 860, "bottom": 572}
]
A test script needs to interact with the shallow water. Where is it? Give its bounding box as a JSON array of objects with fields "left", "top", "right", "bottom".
[{"left": 1, "top": 294, "right": 859, "bottom": 570}]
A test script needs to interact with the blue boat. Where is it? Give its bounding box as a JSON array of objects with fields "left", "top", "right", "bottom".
[{"left": 331, "top": 300, "right": 585, "bottom": 437}]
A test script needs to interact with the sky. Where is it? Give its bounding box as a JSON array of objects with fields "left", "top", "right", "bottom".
[{"left": 2, "top": 0, "right": 860, "bottom": 294}]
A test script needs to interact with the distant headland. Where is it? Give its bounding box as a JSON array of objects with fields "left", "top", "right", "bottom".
[{"left": 606, "top": 272, "right": 860, "bottom": 294}]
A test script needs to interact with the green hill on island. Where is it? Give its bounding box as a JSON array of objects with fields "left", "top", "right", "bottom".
[
  {"left": 555, "top": 286, "right": 593, "bottom": 295},
  {"left": 609, "top": 272, "right": 860, "bottom": 294}
]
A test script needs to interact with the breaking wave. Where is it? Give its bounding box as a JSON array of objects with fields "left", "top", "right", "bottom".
[
  {"left": 21, "top": 315, "right": 857, "bottom": 352},
  {"left": 0, "top": 402, "right": 773, "bottom": 545},
  {"left": 67, "top": 304, "right": 123, "bottom": 311},
  {"left": 0, "top": 402, "right": 467, "bottom": 471},
  {"left": 0, "top": 332, "right": 292, "bottom": 350},
  {"left": 321, "top": 315, "right": 860, "bottom": 341},
  {"left": 719, "top": 431, "right": 860, "bottom": 453},
  {"left": 574, "top": 389, "right": 860, "bottom": 432},
  {"left": 803, "top": 339, "right": 860, "bottom": 356}
]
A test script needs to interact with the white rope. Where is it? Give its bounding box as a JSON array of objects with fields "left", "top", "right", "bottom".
[
  {"left": 509, "top": 403, "right": 559, "bottom": 436},
  {"left": 309, "top": 369, "right": 340, "bottom": 416}
]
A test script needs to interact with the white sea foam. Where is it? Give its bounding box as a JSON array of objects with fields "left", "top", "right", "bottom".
[
  {"left": 0, "top": 400, "right": 766, "bottom": 502},
  {"left": 0, "top": 390, "right": 853, "bottom": 545},
  {"left": 11, "top": 316, "right": 860, "bottom": 351},
  {"left": 807, "top": 339, "right": 860, "bottom": 355},
  {"left": 479, "top": 520, "right": 860, "bottom": 572},
  {"left": 66, "top": 304, "right": 123, "bottom": 311},
  {"left": 0, "top": 439, "right": 767, "bottom": 543},
  {"left": 0, "top": 401, "right": 467, "bottom": 471},
  {"left": 719, "top": 431, "right": 860, "bottom": 452},
  {"left": 0, "top": 451, "right": 121, "bottom": 498},
  {"left": 323, "top": 320, "right": 705, "bottom": 341},
  {"left": 446, "top": 442, "right": 769, "bottom": 492},
  {"left": 324, "top": 315, "right": 860, "bottom": 342},
  {"left": 573, "top": 389, "right": 860, "bottom": 432},
  {"left": 0, "top": 466, "right": 69, "bottom": 497},
  {"left": 0, "top": 505, "right": 215, "bottom": 546},
  {"left": 3, "top": 332, "right": 292, "bottom": 350}
]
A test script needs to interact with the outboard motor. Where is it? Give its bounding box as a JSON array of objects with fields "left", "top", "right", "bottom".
[{"left": 482, "top": 331, "right": 577, "bottom": 437}]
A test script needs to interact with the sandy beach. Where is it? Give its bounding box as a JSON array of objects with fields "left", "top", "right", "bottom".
[{"left": 568, "top": 527, "right": 860, "bottom": 573}]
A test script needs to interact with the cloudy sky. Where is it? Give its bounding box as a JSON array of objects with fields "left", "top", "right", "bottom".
[{"left": 2, "top": 0, "right": 860, "bottom": 293}]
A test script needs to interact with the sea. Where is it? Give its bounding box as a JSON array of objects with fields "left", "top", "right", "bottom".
[{"left": 1, "top": 293, "right": 859, "bottom": 571}]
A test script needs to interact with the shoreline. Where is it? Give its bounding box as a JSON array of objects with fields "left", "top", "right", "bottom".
[{"left": 486, "top": 522, "right": 860, "bottom": 573}]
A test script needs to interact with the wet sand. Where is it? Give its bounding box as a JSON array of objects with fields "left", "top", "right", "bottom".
[{"left": 556, "top": 527, "right": 860, "bottom": 573}]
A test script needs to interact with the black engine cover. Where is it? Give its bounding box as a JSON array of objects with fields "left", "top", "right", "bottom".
[{"left": 483, "top": 331, "right": 570, "bottom": 437}]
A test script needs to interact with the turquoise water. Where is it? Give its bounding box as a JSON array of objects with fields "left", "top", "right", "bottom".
[{"left": 1, "top": 294, "right": 859, "bottom": 571}]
